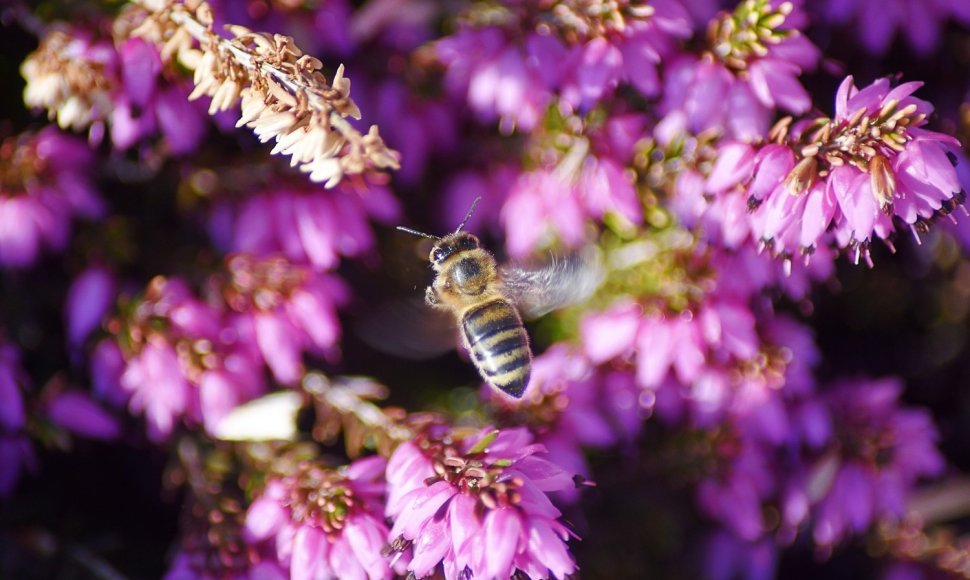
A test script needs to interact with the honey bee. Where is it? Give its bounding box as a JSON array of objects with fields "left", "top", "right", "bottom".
[{"left": 397, "top": 198, "right": 602, "bottom": 398}]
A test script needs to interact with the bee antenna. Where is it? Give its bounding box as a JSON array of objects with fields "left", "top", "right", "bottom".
[
  {"left": 396, "top": 226, "right": 440, "bottom": 240},
  {"left": 455, "top": 196, "right": 482, "bottom": 233}
]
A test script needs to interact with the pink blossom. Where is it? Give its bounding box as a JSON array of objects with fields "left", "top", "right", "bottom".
[
  {"left": 44, "top": 389, "right": 120, "bottom": 441},
  {"left": 0, "top": 129, "right": 103, "bottom": 267},
  {"left": 245, "top": 456, "right": 393, "bottom": 580},
  {"left": 65, "top": 266, "right": 116, "bottom": 350},
  {"left": 386, "top": 427, "right": 579, "bottom": 579},
  {"left": 211, "top": 182, "right": 399, "bottom": 272},
  {"left": 225, "top": 255, "right": 348, "bottom": 384}
]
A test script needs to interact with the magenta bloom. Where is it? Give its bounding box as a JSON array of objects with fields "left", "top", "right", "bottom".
[
  {"left": 659, "top": 1, "right": 819, "bottom": 140},
  {"left": 223, "top": 255, "right": 348, "bottom": 384},
  {"left": 0, "top": 128, "right": 103, "bottom": 268},
  {"left": 821, "top": 0, "right": 970, "bottom": 55},
  {"left": 386, "top": 427, "right": 579, "bottom": 579},
  {"left": 708, "top": 76, "right": 963, "bottom": 265},
  {"left": 43, "top": 389, "right": 120, "bottom": 441},
  {"left": 785, "top": 378, "right": 944, "bottom": 547},
  {"left": 502, "top": 346, "right": 642, "bottom": 503},
  {"left": 210, "top": 182, "right": 399, "bottom": 271},
  {"left": 107, "top": 276, "right": 266, "bottom": 440},
  {"left": 65, "top": 266, "right": 116, "bottom": 351},
  {"left": 245, "top": 456, "right": 392, "bottom": 580}
]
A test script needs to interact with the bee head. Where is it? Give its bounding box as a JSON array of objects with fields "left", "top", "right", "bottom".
[{"left": 430, "top": 232, "right": 480, "bottom": 265}]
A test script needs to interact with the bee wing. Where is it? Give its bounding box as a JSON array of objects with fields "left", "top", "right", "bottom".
[
  {"left": 353, "top": 296, "right": 460, "bottom": 360},
  {"left": 499, "top": 246, "right": 604, "bottom": 319}
]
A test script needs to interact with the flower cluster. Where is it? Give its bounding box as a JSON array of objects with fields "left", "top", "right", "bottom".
[
  {"left": 21, "top": 23, "right": 206, "bottom": 154},
  {"left": 386, "top": 427, "right": 579, "bottom": 579},
  {"left": 0, "top": 128, "right": 103, "bottom": 267},
  {"left": 703, "top": 76, "right": 964, "bottom": 265},
  {"left": 129, "top": 0, "right": 399, "bottom": 186},
  {"left": 3, "top": 0, "right": 970, "bottom": 578},
  {"left": 245, "top": 456, "right": 392, "bottom": 579}
]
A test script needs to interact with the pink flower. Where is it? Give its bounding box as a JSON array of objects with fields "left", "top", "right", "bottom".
[
  {"left": 747, "top": 76, "right": 961, "bottom": 265},
  {"left": 501, "top": 169, "right": 588, "bottom": 259},
  {"left": 211, "top": 181, "right": 399, "bottom": 271},
  {"left": 0, "top": 129, "right": 103, "bottom": 267},
  {"left": 65, "top": 266, "right": 116, "bottom": 350},
  {"left": 788, "top": 378, "right": 944, "bottom": 547},
  {"left": 386, "top": 427, "right": 579, "bottom": 579},
  {"left": 245, "top": 456, "right": 393, "bottom": 579},
  {"left": 105, "top": 276, "right": 267, "bottom": 440},
  {"left": 223, "top": 255, "right": 348, "bottom": 384},
  {"left": 44, "top": 389, "right": 120, "bottom": 441},
  {"left": 821, "top": 0, "right": 970, "bottom": 55},
  {"left": 0, "top": 342, "right": 27, "bottom": 432},
  {"left": 659, "top": 2, "right": 818, "bottom": 140}
]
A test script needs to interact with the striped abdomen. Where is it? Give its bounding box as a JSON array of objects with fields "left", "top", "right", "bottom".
[{"left": 462, "top": 298, "right": 531, "bottom": 398}]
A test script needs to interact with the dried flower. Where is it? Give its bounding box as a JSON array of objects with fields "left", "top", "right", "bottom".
[{"left": 129, "top": 0, "right": 399, "bottom": 187}]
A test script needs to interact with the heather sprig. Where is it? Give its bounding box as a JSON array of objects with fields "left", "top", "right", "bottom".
[{"left": 128, "top": 0, "right": 400, "bottom": 186}]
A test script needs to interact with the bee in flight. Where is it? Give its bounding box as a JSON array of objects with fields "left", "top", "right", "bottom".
[{"left": 397, "top": 197, "right": 602, "bottom": 398}]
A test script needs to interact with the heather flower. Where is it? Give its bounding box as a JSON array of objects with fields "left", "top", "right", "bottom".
[
  {"left": 65, "top": 266, "right": 116, "bottom": 351},
  {"left": 386, "top": 427, "right": 579, "bottom": 579},
  {"left": 130, "top": 0, "right": 399, "bottom": 186},
  {"left": 740, "top": 76, "right": 963, "bottom": 265},
  {"left": 105, "top": 276, "right": 266, "bottom": 440},
  {"left": 436, "top": 27, "right": 561, "bottom": 133},
  {"left": 820, "top": 0, "right": 970, "bottom": 56},
  {"left": 245, "top": 456, "right": 392, "bottom": 579},
  {"left": 0, "top": 434, "right": 35, "bottom": 498},
  {"left": 210, "top": 181, "right": 399, "bottom": 271},
  {"left": 704, "top": 531, "right": 777, "bottom": 580},
  {"left": 0, "top": 341, "right": 27, "bottom": 433},
  {"left": 0, "top": 128, "right": 103, "bottom": 268},
  {"left": 21, "top": 26, "right": 206, "bottom": 154},
  {"left": 436, "top": 0, "right": 690, "bottom": 131},
  {"left": 659, "top": 0, "right": 819, "bottom": 140},
  {"left": 784, "top": 378, "right": 945, "bottom": 547},
  {"left": 221, "top": 254, "right": 347, "bottom": 384},
  {"left": 501, "top": 168, "right": 588, "bottom": 258},
  {"left": 43, "top": 389, "right": 121, "bottom": 441}
]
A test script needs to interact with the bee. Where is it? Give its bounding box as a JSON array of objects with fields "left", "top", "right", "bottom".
[{"left": 397, "top": 197, "right": 602, "bottom": 398}]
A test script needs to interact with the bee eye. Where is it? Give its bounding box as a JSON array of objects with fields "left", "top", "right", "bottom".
[{"left": 432, "top": 248, "right": 446, "bottom": 262}]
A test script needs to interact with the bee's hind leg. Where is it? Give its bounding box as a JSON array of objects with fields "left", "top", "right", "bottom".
[{"left": 425, "top": 286, "right": 440, "bottom": 307}]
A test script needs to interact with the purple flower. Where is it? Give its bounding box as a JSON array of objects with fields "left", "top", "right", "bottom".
[
  {"left": 386, "top": 427, "right": 579, "bottom": 579},
  {"left": 820, "top": 0, "right": 970, "bottom": 55},
  {"left": 65, "top": 266, "right": 116, "bottom": 351},
  {"left": 742, "top": 76, "right": 962, "bottom": 265},
  {"left": 0, "top": 129, "right": 103, "bottom": 268},
  {"left": 704, "top": 531, "right": 777, "bottom": 580},
  {"left": 489, "top": 345, "right": 642, "bottom": 502},
  {"left": 223, "top": 255, "right": 348, "bottom": 385},
  {"left": 210, "top": 181, "right": 399, "bottom": 271},
  {"left": 501, "top": 169, "right": 588, "bottom": 258},
  {"left": 659, "top": 1, "right": 819, "bottom": 140},
  {"left": 245, "top": 456, "right": 392, "bottom": 579},
  {"left": 43, "top": 389, "right": 120, "bottom": 441},
  {"left": 785, "top": 378, "right": 944, "bottom": 547},
  {"left": 105, "top": 276, "right": 267, "bottom": 440}
]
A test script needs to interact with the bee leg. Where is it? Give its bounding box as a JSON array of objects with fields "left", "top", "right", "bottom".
[{"left": 425, "top": 286, "right": 440, "bottom": 306}]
